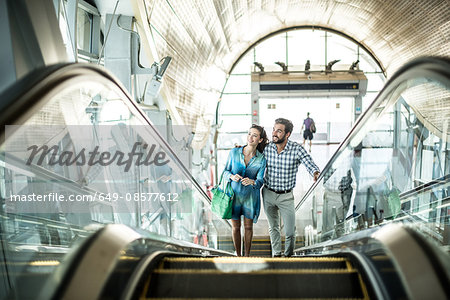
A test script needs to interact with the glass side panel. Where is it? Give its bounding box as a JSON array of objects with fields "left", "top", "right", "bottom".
[
  {"left": 0, "top": 69, "right": 231, "bottom": 299},
  {"left": 77, "top": 7, "right": 92, "bottom": 53},
  {"left": 297, "top": 73, "right": 450, "bottom": 253}
]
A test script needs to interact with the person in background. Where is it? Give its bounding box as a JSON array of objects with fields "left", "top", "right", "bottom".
[
  {"left": 263, "top": 118, "right": 320, "bottom": 257},
  {"left": 338, "top": 169, "right": 354, "bottom": 218},
  {"left": 301, "top": 112, "right": 315, "bottom": 152},
  {"left": 223, "top": 124, "right": 268, "bottom": 256}
]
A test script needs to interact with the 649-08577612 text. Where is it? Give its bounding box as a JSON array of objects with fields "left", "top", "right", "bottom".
[{"left": 8, "top": 192, "right": 179, "bottom": 202}]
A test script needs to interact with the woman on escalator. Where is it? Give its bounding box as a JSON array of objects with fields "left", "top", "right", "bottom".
[{"left": 223, "top": 124, "right": 268, "bottom": 256}]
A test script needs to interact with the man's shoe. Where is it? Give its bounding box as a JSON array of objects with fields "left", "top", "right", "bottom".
[{"left": 273, "top": 254, "right": 282, "bottom": 257}]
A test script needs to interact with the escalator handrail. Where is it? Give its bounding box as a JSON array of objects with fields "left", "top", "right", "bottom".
[
  {"left": 1, "top": 212, "right": 87, "bottom": 233},
  {"left": 398, "top": 173, "right": 450, "bottom": 200},
  {"left": 0, "top": 63, "right": 229, "bottom": 228},
  {"left": 295, "top": 56, "right": 450, "bottom": 211}
]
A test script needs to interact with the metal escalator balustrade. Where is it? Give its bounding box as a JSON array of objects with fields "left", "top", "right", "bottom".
[
  {"left": 142, "top": 256, "right": 370, "bottom": 299},
  {"left": 294, "top": 56, "right": 450, "bottom": 250},
  {"left": 294, "top": 57, "right": 450, "bottom": 298},
  {"left": 0, "top": 63, "right": 232, "bottom": 300},
  {"left": 0, "top": 55, "right": 447, "bottom": 300}
]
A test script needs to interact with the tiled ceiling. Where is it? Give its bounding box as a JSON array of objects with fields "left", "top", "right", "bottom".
[
  {"left": 402, "top": 82, "right": 450, "bottom": 138},
  {"left": 142, "top": 0, "right": 450, "bottom": 147}
]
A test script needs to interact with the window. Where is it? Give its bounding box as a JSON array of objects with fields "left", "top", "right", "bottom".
[{"left": 217, "top": 28, "right": 386, "bottom": 172}]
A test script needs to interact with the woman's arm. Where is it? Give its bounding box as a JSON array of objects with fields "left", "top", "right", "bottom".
[
  {"left": 222, "top": 150, "right": 233, "bottom": 182},
  {"left": 253, "top": 157, "right": 266, "bottom": 189},
  {"left": 222, "top": 148, "right": 242, "bottom": 182},
  {"left": 241, "top": 157, "right": 266, "bottom": 187}
]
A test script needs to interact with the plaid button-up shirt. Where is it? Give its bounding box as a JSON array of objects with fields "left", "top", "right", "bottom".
[{"left": 263, "top": 140, "right": 320, "bottom": 191}]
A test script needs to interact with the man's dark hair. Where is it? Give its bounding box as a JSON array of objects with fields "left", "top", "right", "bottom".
[{"left": 275, "top": 118, "right": 294, "bottom": 134}]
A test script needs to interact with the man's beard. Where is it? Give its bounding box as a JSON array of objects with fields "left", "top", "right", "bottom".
[{"left": 273, "top": 135, "right": 286, "bottom": 144}]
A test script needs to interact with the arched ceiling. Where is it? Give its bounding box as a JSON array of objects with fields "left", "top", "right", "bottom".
[{"left": 138, "top": 0, "right": 449, "bottom": 147}]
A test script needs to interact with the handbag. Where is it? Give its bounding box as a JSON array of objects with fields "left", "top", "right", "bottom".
[
  {"left": 211, "top": 171, "right": 234, "bottom": 219},
  {"left": 310, "top": 121, "right": 316, "bottom": 133}
]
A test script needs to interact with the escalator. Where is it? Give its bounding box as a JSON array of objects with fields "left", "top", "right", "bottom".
[
  {"left": 0, "top": 63, "right": 232, "bottom": 299},
  {"left": 291, "top": 56, "right": 450, "bottom": 298},
  {"left": 0, "top": 57, "right": 449, "bottom": 299},
  {"left": 144, "top": 256, "right": 369, "bottom": 299}
]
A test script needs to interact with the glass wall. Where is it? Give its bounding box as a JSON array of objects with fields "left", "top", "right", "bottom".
[
  {"left": 217, "top": 28, "right": 385, "bottom": 179},
  {"left": 297, "top": 58, "right": 449, "bottom": 253},
  {"left": 0, "top": 65, "right": 231, "bottom": 299},
  {"left": 56, "top": 0, "right": 102, "bottom": 63}
]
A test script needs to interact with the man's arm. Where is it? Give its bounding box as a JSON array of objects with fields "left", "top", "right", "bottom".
[{"left": 298, "top": 146, "right": 320, "bottom": 179}]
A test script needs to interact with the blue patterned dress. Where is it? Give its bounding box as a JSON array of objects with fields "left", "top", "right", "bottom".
[{"left": 222, "top": 147, "right": 266, "bottom": 223}]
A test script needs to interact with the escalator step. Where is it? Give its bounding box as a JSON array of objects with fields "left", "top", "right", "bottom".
[
  {"left": 218, "top": 237, "right": 305, "bottom": 255},
  {"left": 163, "top": 257, "right": 347, "bottom": 262},
  {"left": 145, "top": 298, "right": 365, "bottom": 300},
  {"left": 247, "top": 249, "right": 272, "bottom": 253},
  {"left": 146, "top": 269, "right": 364, "bottom": 298},
  {"left": 162, "top": 257, "right": 348, "bottom": 270}
]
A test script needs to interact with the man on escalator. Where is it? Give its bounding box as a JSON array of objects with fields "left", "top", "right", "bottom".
[{"left": 263, "top": 118, "right": 320, "bottom": 257}]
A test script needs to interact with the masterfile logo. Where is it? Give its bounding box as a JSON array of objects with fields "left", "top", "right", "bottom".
[
  {"left": 3, "top": 124, "right": 193, "bottom": 213},
  {"left": 26, "top": 142, "right": 170, "bottom": 172}
]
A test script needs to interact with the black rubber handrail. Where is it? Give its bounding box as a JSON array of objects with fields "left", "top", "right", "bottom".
[{"left": 399, "top": 174, "right": 450, "bottom": 199}]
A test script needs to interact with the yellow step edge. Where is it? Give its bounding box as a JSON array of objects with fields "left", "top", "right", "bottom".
[
  {"left": 357, "top": 271, "right": 371, "bottom": 300},
  {"left": 0, "top": 260, "right": 61, "bottom": 266},
  {"left": 247, "top": 248, "right": 272, "bottom": 250},
  {"left": 219, "top": 239, "right": 304, "bottom": 242},
  {"left": 154, "top": 268, "right": 357, "bottom": 274},
  {"left": 144, "top": 298, "right": 365, "bottom": 300},
  {"left": 140, "top": 274, "right": 152, "bottom": 300},
  {"left": 372, "top": 255, "right": 390, "bottom": 261},
  {"left": 345, "top": 260, "right": 353, "bottom": 270},
  {"left": 163, "top": 257, "right": 347, "bottom": 263}
]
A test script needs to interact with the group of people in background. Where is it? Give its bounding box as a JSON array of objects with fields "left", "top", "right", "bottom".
[{"left": 221, "top": 115, "right": 320, "bottom": 257}]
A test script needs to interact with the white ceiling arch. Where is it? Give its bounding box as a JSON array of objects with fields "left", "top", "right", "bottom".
[
  {"left": 138, "top": 0, "right": 449, "bottom": 146},
  {"left": 228, "top": 25, "right": 386, "bottom": 75}
]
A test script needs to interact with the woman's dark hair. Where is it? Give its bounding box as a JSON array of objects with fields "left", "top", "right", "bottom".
[{"left": 250, "top": 124, "right": 268, "bottom": 153}]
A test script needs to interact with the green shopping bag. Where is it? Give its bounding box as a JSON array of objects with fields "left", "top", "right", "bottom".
[{"left": 211, "top": 172, "right": 234, "bottom": 219}]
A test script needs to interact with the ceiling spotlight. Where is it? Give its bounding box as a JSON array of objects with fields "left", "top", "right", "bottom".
[
  {"left": 326, "top": 59, "right": 340, "bottom": 73},
  {"left": 253, "top": 62, "right": 265, "bottom": 72},
  {"left": 305, "top": 60, "right": 311, "bottom": 74},
  {"left": 349, "top": 60, "right": 360, "bottom": 72},
  {"left": 275, "top": 61, "right": 288, "bottom": 72}
]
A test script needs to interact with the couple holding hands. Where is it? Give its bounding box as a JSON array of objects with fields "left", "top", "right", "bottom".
[{"left": 221, "top": 118, "right": 320, "bottom": 257}]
